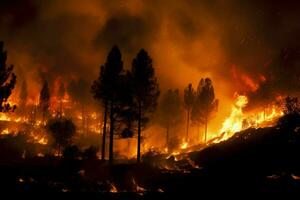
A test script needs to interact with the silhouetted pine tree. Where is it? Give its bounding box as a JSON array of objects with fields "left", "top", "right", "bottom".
[
  {"left": 191, "top": 78, "right": 218, "bottom": 142},
  {"left": 117, "top": 71, "right": 135, "bottom": 139},
  {"left": 91, "top": 65, "right": 107, "bottom": 160},
  {"left": 0, "top": 41, "right": 16, "bottom": 112},
  {"left": 40, "top": 80, "right": 50, "bottom": 125},
  {"left": 283, "top": 96, "right": 300, "bottom": 115},
  {"left": 278, "top": 96, "right": 300, "bottom": 132},
  {"left": 113, "top": 71, "right": 138, "bottom": 156},
  {"left": 131, "top": 49, "right": 160, "bottom": 162},
  {"left": 184, "top": 83, "right": 195, "bottom": 142},
  {"left": 47, "top": 117, "right": 76, "bottom": 156},
  {"left": 91, "top": 46, "right": 123, "bottom": 163}
]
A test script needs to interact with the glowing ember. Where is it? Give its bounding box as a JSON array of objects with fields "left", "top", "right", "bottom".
[
  {"left": 1, "top": 128, "right": 10, "bottom": 135},
  {"left": 18, "top": 178, "right": 24, "bottom": 183},
  {"left": 132, "top": 178, "right": 146, "bottom": 193},
  {"left": 180, "top": 142, "right": 188, "bottom": 150},
  {"left": 164, "top": 147, "right": 168, "bottom": 153},
  {"left": 37, "top": 153, "right": 45, "bottom": 157},
  {"left": 171, "top": 151, "right": 180, "bottom": 156},
  {"left": 0, "top": 113, "right": 10, "bottom": 121},
  {"left": 110, "top": 183, "right": 118, "bottom": 193},
  {"left": 37, "top": 137, "right": 48, "bottom": 145},
  {"left": 28, "top": 132, "right": 48, "bottom": 145}
]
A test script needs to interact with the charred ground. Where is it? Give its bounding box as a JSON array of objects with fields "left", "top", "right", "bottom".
[{"left": 0, "top": 112, "right": 299, "bottom": 197}]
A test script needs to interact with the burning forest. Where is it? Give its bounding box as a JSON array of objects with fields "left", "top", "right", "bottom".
[{"left": 0, "top": 0, "right": 300, "bottom": 197}]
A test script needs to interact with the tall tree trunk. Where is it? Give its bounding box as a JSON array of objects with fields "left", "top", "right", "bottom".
[
  {"left": 204, "top": 114, "right": 208, "bottom": 143},
  {"left": 186, "top": 109, "right": 190, "bottom": 142},
  {"left": 137, "top": 101, "right": 142, "bottom": 163},
  {"left": 109, "top": 99, "right": 114, "bottom": 163},
  {"left": 101, "top": 100, "right": 108, "bottom": 160}
]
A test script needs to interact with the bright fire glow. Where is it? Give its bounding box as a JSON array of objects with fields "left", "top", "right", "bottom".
[
  {"left": 219, "top": 94, "right": 248, "bottom": 139},
  {"left": 37, "top": 137, "right": 48, "bottom": 145},
  {"left": 0, "top": 113, "right": 10, "bottom": 121},
  {"left": 0, "top": 86, "right": 286, "bottom": 159},
  {"left": 110, "top": 183, "right": 118, "bottom": 193},
  {"left": 1, "top": 128, "right": 10, "bottom": 135},
  {"left": 180, "top": 142, "right": 188, "bottom": 150},
  {"left": 215, "top": 94, "right": 283, "bottom": 143}
]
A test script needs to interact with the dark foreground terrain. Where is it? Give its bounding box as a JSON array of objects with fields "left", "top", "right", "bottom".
[{"left": 0, "top": 113, "right": 300, "bottom": 198}]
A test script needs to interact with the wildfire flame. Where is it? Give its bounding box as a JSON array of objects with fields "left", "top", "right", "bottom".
[
  {"left": 30, "top": 134, "right": 48, "bottom": 145},
  {"left": 219, "top": 94, "right": 248, "bottom": 139},
  {"left": 0, "top": 82, "right": 286, "bottom": 159},
  {"left": 0, "top": 113, "right": 11, "bottom": 121},
  {"left": 109, "top": 183, "right": 118, "bottom": 193},
  {"left": 161, "top": 93, "right": 284, "bottom": 165},
  {"left": 180, "top": 142, "right": 188, "bottom": 150},
  {"left": 215, "top": 94, "right": 283, "bottom": 143},
  {"left": 1, "top": 128, "right": 10, "bottom": 135}
]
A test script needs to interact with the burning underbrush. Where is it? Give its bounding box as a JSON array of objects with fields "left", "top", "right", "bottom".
[
  {"left": 137, "top": 94, "right": 284, "bottom": 172},
  {"left": 0, "top": 105, "right": 298, "bottom": 194},
  {"left": 0, "top": 93, "right": 285, "bottom": 165},
  {"left": 140, "top": 143, "right": 206, "bottom": 173},
  {"left": 2, "top": 112, "right": 299, "bottom": 194},
  {"left": 213, "top": 94, "right": 284, "bottom": 142}
]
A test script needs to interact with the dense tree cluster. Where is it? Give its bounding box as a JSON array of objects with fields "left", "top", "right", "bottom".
[
  {"left": 47, "top": 117, "right": 76, "bottom": 155},
  {"left": 91, "top": 46, "right": 160, "bottom": 162},
  {"left": 0, "top": 41, "right": 221, "bottom": 162},
  {"left": 0, "top": 41, "right": 16, "bottom": 112},
  {"left": 40, "top": 80, "right": 50, "bottom": 124},
  {"left": 278, "top": 96, "right": 300, "bottom": 131},
  {"left": 184, "top": 84, "right": 195, "bottom": 142},
  {"left": 185, "top": 78, "right": 218, "bottom": 143}
]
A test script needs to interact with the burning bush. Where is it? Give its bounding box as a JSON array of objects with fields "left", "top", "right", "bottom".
[
  {"left": 46, "top": 117, "right": 76, "bottom": 156},
  {"left": 82, "top": 146, "right": 99, "bottom": 160},
  {"left": 62, "top": 145, "right": 81, "bottom": 160},
  {"left": 277, "top": 96, "right": 300, "bottom": 131}
]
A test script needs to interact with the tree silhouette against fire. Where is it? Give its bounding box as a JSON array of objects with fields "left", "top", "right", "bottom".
[
  {"left": 92, "top": 47, "right": 160, "bottom": 163},
  {"left": 1, "top": 40, "right": 300, "bottom": 195},
  {"left": 191, "top": 78, "right": 218, "bottom": 143},
  {"left": 184, "top": 84, "right": 195, "bottom": 142},
  {"left": 0, "top": 41, "right": 16, "bottom": 113},
  {"left": 0, "top": 41, "right": 220, "bottom": 164},
  {"left": 40, "top": 80, "right": 50, "bottom": 125}
]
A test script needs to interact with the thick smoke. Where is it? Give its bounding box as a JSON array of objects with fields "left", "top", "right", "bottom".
[{"left": 0, "top": 0, "right": 299, "bottom": 111}]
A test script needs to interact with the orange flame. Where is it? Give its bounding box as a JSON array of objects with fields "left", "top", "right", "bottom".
[
  {"left": 215, "top": 94, "right": 283, "bottom": 143},
  {"left": 219, "top": 94, "right": 248, "bottom": 140}
]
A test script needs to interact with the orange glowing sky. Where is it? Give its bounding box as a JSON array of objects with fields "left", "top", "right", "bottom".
[{"left": 0, "top": 0, "right": 299, "bottom": 137}]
